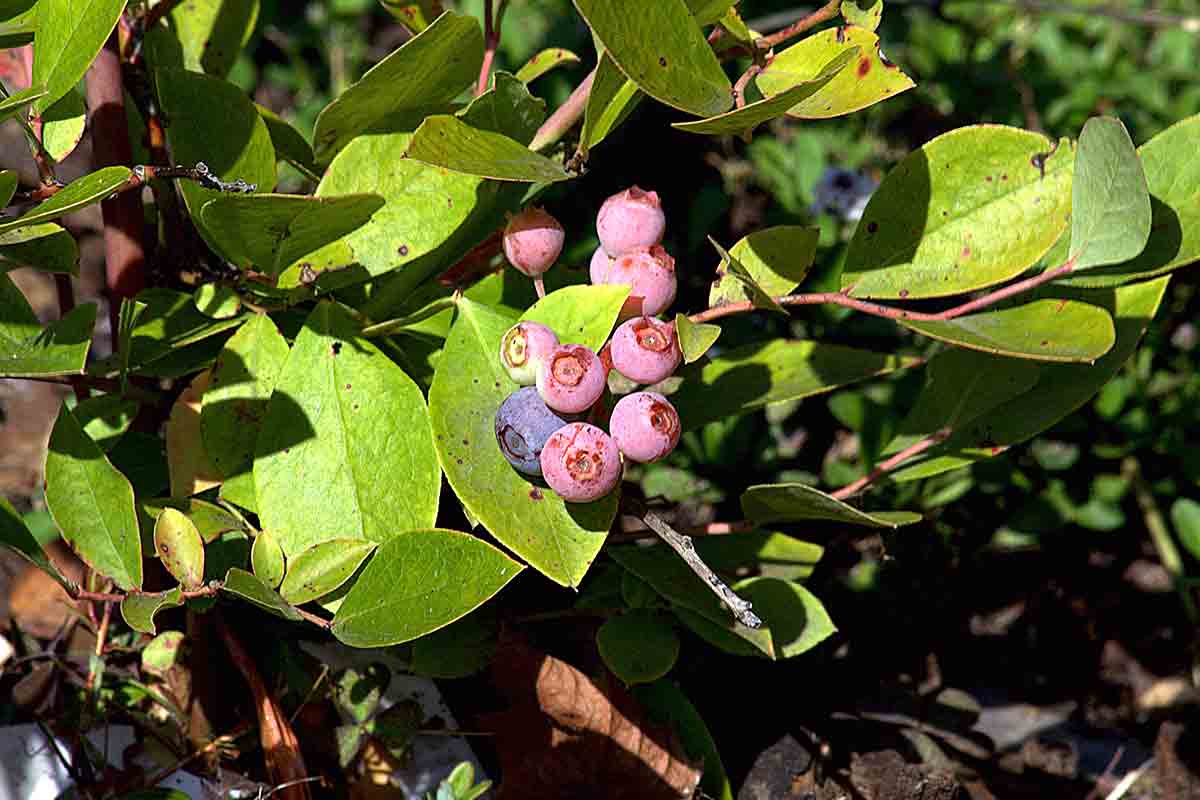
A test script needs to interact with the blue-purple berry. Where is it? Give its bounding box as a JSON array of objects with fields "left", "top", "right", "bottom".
[{"left": 495, "top": 387, "right": 578, "bottom": 476}]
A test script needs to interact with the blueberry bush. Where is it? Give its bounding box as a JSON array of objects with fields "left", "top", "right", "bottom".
[{"left": 1, "top": 0, "right": 1198, "bottom": 797}]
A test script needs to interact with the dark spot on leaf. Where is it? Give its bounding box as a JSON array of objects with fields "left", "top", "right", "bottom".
[
  {"left": 857, "top": 58, "right": 871, "bottom": 78},
  {"left": 529, "top": 487, "right": 543, "bottom": 501},
  {"left": 345, "top": 383, "right": 351, "bottom": 390},
  {"left": 1041, "top": 340, "right": 1049, "bottom": 346},
  {"left": 961, "top": 246, "right": 971, "bottom": 258},
  {"left": 941, "top": 210, "right": 948, "bottom": 217},
  {"left": 398, "top": 245, "right": 409, "bottom": 256},
  {"left": 494, "top": 381, "right": 501, "bottom": 388},
  {"left": 456, "top": 458, "right": 463, "bottom": 465},
  {"left": 899, "top": 289, "right": 909, "bottom": 298},
  {"left": 867, "top": 221, "right": 878, "bottom": 234},
  {"left": 462, "top": 439, "right": 469, "bottom": 446},
  {"left": 658, "top": 56, "right": 667, "bottom": 67},
  {"left": 986, "top": 175, "right": 993, "bottom": 182},
  {"left": 1002, "top": 174, "right": 1008, "bottom": 181},
  {"left": 836, "top": 26, "right": 846, "bottom": 43},
  {"left": 331, "top": 342, "right": 342, "bottom": 356}
]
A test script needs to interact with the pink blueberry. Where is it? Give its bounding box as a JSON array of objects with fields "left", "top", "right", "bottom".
[
  {"left": 596, "top": 186, "right": 666, "bottom": 257},
  {"left": 603, "top": 244, "right": 677, "bottom": 318},
  {"left": 503, "top": 207, "right": 565, "bottom": 277},
  {"left": 536, "top": 344, "right": 607, "bottom": 414},
  {"left": 540, "top": 422, "right": 623, "bottom": 502},
  {"left": 500, "top": 321, "right": 559, "bottom": 385},
  {"left": 609, "top": 316, "right": 682, "bottom": 385},
  {"left": 589, "top": 245, "right": 613, "bottom": 285},
  {"left": 609, "top": 392, "right": 681, "bottom": 463}
]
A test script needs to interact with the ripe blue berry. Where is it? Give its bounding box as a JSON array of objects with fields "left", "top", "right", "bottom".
[
  {"left": 495, "top": 387, "right": 578, "bottom": 476},
  {"left": 536, "top": 344, "right": 606, "bottom": 414},
  {"left": 503, "top": 207, "right": 565, "bottom": 277},
  {"left": 500, "top": 321, "right": 559, "bottom": 385},
  {"left": 609, "top": 392, "right": 680, "bottom": 463},
  {"left": 596, "top": 186, "right": 666, "bottom": 258},
  {"left": 603, "top": 244, "right": 677, "bottom": 318},
  {"left": 609, "top": 316, "right": 681, "bottom": 385},
  {"left": 540, "top": 422, "right": 622, "bottom": 502}
]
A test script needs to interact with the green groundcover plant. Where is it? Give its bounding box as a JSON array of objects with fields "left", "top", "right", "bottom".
[{"left": 1, "top": 0, "right": 1199, "bottom": 795}]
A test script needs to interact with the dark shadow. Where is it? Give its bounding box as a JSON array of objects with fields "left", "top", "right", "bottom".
[
  {"left": 202, "top": 1, "right": 259, "bottom": 77},
  {"left": 842, "top": 147, "right": 933, "bottom": 288}
]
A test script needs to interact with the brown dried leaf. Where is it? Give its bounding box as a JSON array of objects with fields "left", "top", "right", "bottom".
[
  {"left": 166, "top": 370, "right": 222, "bottom": 497},
  {"left": 484, "top": 633, "right": 701, "bottom": 800}
]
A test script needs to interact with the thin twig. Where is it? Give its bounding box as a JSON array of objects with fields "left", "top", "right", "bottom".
[
  {"left": 732, "top": 63, "right": 764, "bottom": 109},
  {"left": 477, "top": 0, "right": 497, "bottom": 96},
  {"left": 754, "top": 0, "right": 841, "bottom": 51},
  {"left": 71, "top": 582, "right": 224, "bottom": 604},
  {"left": 830, "top": 428, "right": 952, "bottom": 500},
  {"left": 530, "top": 67, "right": 595, "bottom": 153},
  {"left": 637, "top": 508, "right": 762, "bottom": 629},
  {"left": 85, "top": 600, "right": 114, "bottom": 693}
]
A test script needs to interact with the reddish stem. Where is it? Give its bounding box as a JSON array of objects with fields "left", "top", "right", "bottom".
[
  {"left": 830, "top": 428, "right": 952, "bottom": 500},
  {"left": 530, "top": 67, "right": 596, "bottom": 153},
  {"left": 755, "top": 0, "right": 843, "bottom": 51},
  {"left": 476, "top": 0, "right": 501, "bottom": 96}
]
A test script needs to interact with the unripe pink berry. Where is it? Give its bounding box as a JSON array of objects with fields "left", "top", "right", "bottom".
[
  {"left": 589, "top": 245, "right": 612, "bottom": 285},
  {"left": 604, "top": 244, "right": 677, "bottom": 318},
  {"left": 540, "top": 422, "right": 622, "bottom": 502},
  {"left": 609, "top": 316, "right": 681, "bottom": 385},
  {"left": 500, "top": 321, "right": 559, "bottom": 385},
  {"left": 596, "top": 186, "right": 666, "bottom": 257},
  {"left": 503, "top": 207, "right": 564, "bottom": 277},
  {"left": 609, "top": 392, "right": 681, "bottom": 463},
  {"left": 536, "top": 344, "right": 607, "bottom": 414}
]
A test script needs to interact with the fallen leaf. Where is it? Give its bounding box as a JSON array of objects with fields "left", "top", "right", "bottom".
[
  {"left": 166, "top": 370, "right": 222, "bottom": 497},
  {"left": 483, "top": 633, "right": 701, "bottom": 799}
]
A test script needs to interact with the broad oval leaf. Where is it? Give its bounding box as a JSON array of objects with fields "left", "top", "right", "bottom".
[
  {"left": 597, "top": 611, "right": 680, "bottom": 685},
  {"left": 256, "top": 103, "right": 319, "bottom": 179},
  {"left": 193, "top": 284, "right": 241, "bottom": 319},
  {"left": 0, "top": 170, "right": 16, "bottom": 207},
  {"left": 221, "top": 567, "right": 302, "bottom": 620},
  {"left": 0, "top": 223, "right": 79, "bottom": 275},
  {"left": 201, "top": 194, "right": 385, "bottom": 276},
  {"left": 279, "top": 538, "right": 377, "bottom": 606},
  {"left": 121, "top": 588, "right": 183, "bottom": 636},
  {"left": 0, "top": 274, "right": 95, "bottom": 377},
  {"left": 633, "top": 681, "right": 733, "bottom": 800},
  {"left": 673, "top": 314, "right": 720, "bottom": 364},
  {"left": 0, "top": 496, "right": 69, "bottom": 589},
  {"left": 139, "top": 498, "right": 244, "bottom": 545},
  {"left": 900, "top": 297, "right": 1115, "bottom": 363},
  {"left": 153, "top": 508, "right": 205, "bottom": 589},
  {"left": 574, "top": 0, "right": 732, "bottom": 117},
  {"left": 519, "top": 284, "right": 630, "bottom": 351},
  {"left": 141, "top": 631, "right": 185, "bottom": 674},
  {"left": 166, "top": 371, "right": 222, "bottom": 498},
  {"left": 41, "top": 88, "right": 85, "bottom": 161},
  {"left": 708, "top": 237, "right": 784, "bottom": 313},
  {"left": 841, "top": 126, "right": 1074, "bottom": 299},
  {"left": 44, "top": 404, "right": 142, "bottom": 590},
  {"left": 143, "top": 0, "right": 259, "bottom": 78},
  {"left": 1172, "top": 499, "right": 1200, "bottom": 562},
  {"left": 709, "top": 226, "right": 819, "bottom": 307},
  {"left": 0, "top": 166, "right": 132, "bottom": 235},
  {"left": 330, "top": 529, "right": 522, "bottom": 647},
  {"left": 313, "top": 10, "right": 483, "bottom": 163},
  {"left": 251, "top": 529, "right": 285, "bottom": 589},
  {"left": 672, "top": 340, "right": 920, "bottom": 431},
  {"left": 1057, "top": 114, "right": 1200, "bottom": 287},
  {"left": 674, "top": 50, "right": 856, "bottom": 136},
  {"left": 32, "top": 0, "right": 124, "bottom": 112},
  {"left": 460, "top": 71, "right": 547, "bottom": 145},
  {"left": 405, "top": 116, "right": 571, "bottom": 183},
  {"left": 429, "top": 299, "right": 616, "bottom": 587},
  {"left": 255, "top": 302, "right": 441, "bottom": 557},
  {"left": 741, "top": 482, "right": 921, "bottom": 528},
  {"left": 579, "top": 52, "right": 642, "bottom": 155},
  {"left": 201, "top": 314, "right": 290, "bottom": 478},
  {"left": 155, "top": 68, "right": 277, "bottom": 247},
  {"left": 755, "top": 27, "right": 913, "bottom": 119},
  {"left": 516, "top": 48, "right": 581, "bottom": 84},
  {"left": 1069, "top": 117, "right": 1152, "bottom": 272}
]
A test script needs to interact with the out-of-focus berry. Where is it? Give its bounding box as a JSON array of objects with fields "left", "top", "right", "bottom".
[
  {"left": 503, "top": 207, "right": 565, "bottom": 277},
  {"left": 495, "top": 387, "right": 579, "bottom": 475},
  {"left": 596, "top": 186, "right": 666, "bottom": 257},
  {"left": 536, "top": 344, "right": 606, "bottom": 414},
  {"left": 609, "top": 316, "right": 681, "bottom": 385},
  {"left": 609, "top": 392, "right": 680, "bottom": 463},
  {"left": 500, "top": 321, "right": 559, "bottom": 385},
  {"left": 540, "top": 422, "right": 622, "bottom": 502}
]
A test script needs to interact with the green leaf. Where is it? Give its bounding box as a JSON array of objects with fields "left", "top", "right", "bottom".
[
  {"left": 0, "top": 495, "right": 69, "bottom": 588},
  {"left": 153, "top": 509, "right": 205, "bottom": 590},
  {"left": 633, "top": 681, "right": 733, "bottom": 800},
  {"left": 255, "top": 302, "right": 441, "bottom": 557},
  {"left": 841, "top": 126, "right": 1074, "bottom": 299},
  {"left": 379, "top": 0, "right": 444, "bottom": 30},
  {"left": 406, "top": 116, "right": 572, "bottom": 183},
  {"left": 279, "top": 539, "right": 377, "bottom": 605},
  {"left": 672, "top": 340, "right": 920, "bottom": 431},
  {"left": 155, "top": 68, "right": 277, "bottom": 247},
  {"left": 519, "top": 284, "right": 630, "bottom": 351},
  {"left": 44, "top": 404, "right": 142, "bottom": 590},
  {"left": 674, "top": 50, "right": 856, "bottom": 136},
  {"left": 0, "top": 274, "right": 95, "bottom": 377},
  {"left": 256, "top": 104, "right": 319, "bottom": 179},
  {"left": 708, "top": 237, "right": 784, "bottom": 313},
  {"left": 201, "top": 314, "right": 290, "bottom": 478},
  {"left": 892, "top": 277, "right": 1171, "bottom": 482},
  {"left": 202, "top": 193, "right": 384, "bottom": 276},
  {"left": 756, "top": 27, "right": 913, "bottom": 119},
  {"left": 193, "top": 284, "right": 240, "bottom": 319},
  {"left": 93, "top": 288, "right": 244, "bottom": 375},
  {"left": 843, "top": 0, "right": 883, "bottom": 30},
  {"left": 75, "top": 394, "right": 138, "bottom": 451},
  {"left": 221, "top": 567, "right": 303, "bottom": 620},
  {"left": 596, "top": 611, "right": 680, "bottom": 685},
  {"left": 742, "top": 482, "right": 922, "bottom": 528},
  {"left": 673, "top": 314, "right": 720, "bottom": 364},
  {"left": 138, "top": 498, "right": 244, "bottom": 545},
  {"left": 220, "top": 470, "right": 257, "bottom": 513},
  {"left": 515, "top": 48, "right": 581, "bottom": 84},
  {"left": 579, "top": 51, "right": 642, "bottom": 155},
  {"left": 1056, "top": 114, "right": 1200, "bottom": 287},
  {"left": 409, "top": 609, "right": 497, "bottom": 678},
  {"left": 0, "top": 169, "right": 16, "bottom": 206},
  {"left": 330, "top": 529, "right": 522, "bottom": 647},
  {"left": 251, "top": 529, "right": 285, "bottom": 589},
  {"left": 900, "top": 297, "right": 1115, "bottom": 363},
  {"left": 1069, "top": 117, "right": 1152, "bottom": 272},
  {"left": 460, "top": 71, "right": 547, "bottom": 145},
  {"left": 0, "top": 223, "right": 80, "bottom": 275},
  {"left": 141, "top": 631, "right": 184, "bottom": 674},
  {"left": 312, "top": 10, "right": 483, "bottom": 164},
  {"left": 1171, "top": 498, "right": 1200, "bottom": 562},
  {"left": 41, "top": 87, "right": 85, "bottom": 161},
  {"left": 429, "top": 299, "right": 617, "bottom": 587},
  {"left": 143, "top": 0, "right": 259, "bottom": 79},
  {"left": 120, "top": 588, "right": 183, "bottom": 636},
  {"left": 0, "top": 166, "right": 132, "bottom": 235},
  {"left": 574, "top": 0, "right": 731, "bottom": 117},
  {"left": 31, "top": 0, "right": 124, "bottom": 113},
  {"left": 692, "top": 531, "right": 824, "bottom": 582},
  {"left": 0, "top": 85, "right": 47, "bottom": 123},
  {"left": 709, "top": 225, "right": 819, "bottom": 307},
  {"left": 684, "top": 0, "right": 737, "bottom": 24},
  {"left": 675, "top": 577, "right": 836, "bottom": 659}
]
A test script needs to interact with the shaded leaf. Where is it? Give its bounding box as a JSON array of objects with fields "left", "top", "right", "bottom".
[
  {"left": 279, "top": 538, "right": 376, "bottom": 606},
  {"left": 409, "top": 609, "right": 498, "bottom": 678},
  {"left": 31, "top": 0, "right": 124, "bottom": 112},
  {"left": 1171, "top": 499, "right": 1200, "bottom": 562},
  {"left": 166, "top": 371, "right": 222, "bottom": 498},
  {"left": 95, "top": 289, "right": 244, "bottom": 375},
  {"left": 516, "top": 48, "right": 581, "bottom": 84},
  {"left": 708, "top": 237, "right": 784, "bottom": 313},
  {"left": 192, "top": 284, "right": 240, "bottom": 319},
  {"left": 691, "top": 531, "right": 824, "bottom": 582},
  {"left": 143, "top": 0, "right": 259, "bottom": 78},
  {"left": 461, "top": 71, "right": 546, "bottom": 145},
  {"left": 256, "top": 103, "right": 319, "bottom": 179},
  {"left": 154, "top": 508, "right": 205, "bottom": 589},
  {"left": 741, "top": 483, "right": 922, "bottom": 527},
  {"left": 221, "top": 567, "right": 302, "bottom": 620},
  {"left": 141, "top": 631, "right": 185, "bottom": 674},
  {"left": 406, "top": 116, "right": 571, "bottom": 183},
  {"left": 597, "top": 611, "right": 680, "bottom": 685},
  {"left": 0, "top": 496, "right": 69, "bottom": 589},
  {"left": 251, "top": 529, "right": 285, "bottom": 589},
  {"left": 331, "top": 529, "right": 521, "bottom": 647},
  {"left": 0, "top": 85, "right": 46, "bottom": 123},
  {"left": 633, "top": 681, "right": 734, "bottom": 800},
  {"left": 580, "top": 51, "right": 642, "bottom": 155},
  {"left": 0, "top": 166, "right": 132, "bottom": 234},
  {"left": 709, "top": 226, "right": 819, "bottom": 307},
  {"left": 0, "top": 223, "right": 79, "bottom": 275},
  {"left": 1069, "top": 116, "right": 1152, "bottom": 272},
  {"left": 0, "top": 274, "right": 94, "bottom": 377},
  {"left": 75, "top": 395, "right": 137, "bottom": 452},
  {"left": 673, "top": 314, "right": 720, "bottom": 365},
  {"left": 121, "top": 588, "right": 183, "bottom": 636},
  {"left": 520, "top": 284, "right": 630, "bottom": 351},
  {"left": 0, "top": 169, "right": 16, "bottom": 206},
  {"left": 138, "top": 498, "right": 244, "bottom": 545}
]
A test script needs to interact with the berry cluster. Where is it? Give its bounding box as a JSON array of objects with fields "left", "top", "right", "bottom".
[{"left": 494, "top": 187, "right": 686, "bottom": 503}]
